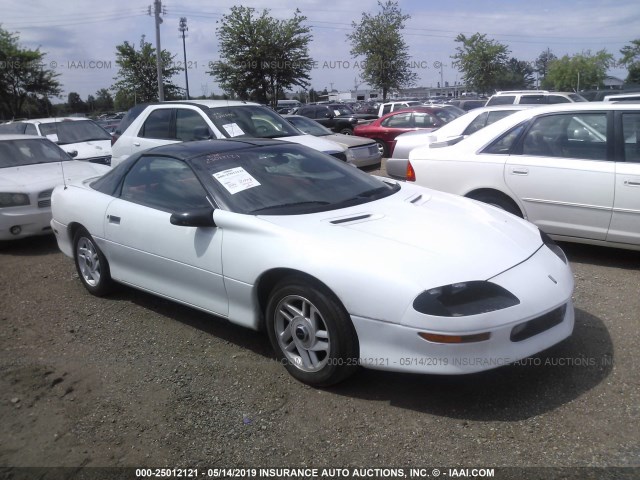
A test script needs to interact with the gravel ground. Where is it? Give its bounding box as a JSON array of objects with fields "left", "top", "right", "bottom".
[{"left": 1, "top": 161, "right": 639, "bottom": 478}]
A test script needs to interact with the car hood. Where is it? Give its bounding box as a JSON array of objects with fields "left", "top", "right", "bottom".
[
  {"left": 258, "top": 183, "right": 542, "bottom": 288},
  {"left": 0, "top": 161, "right": 109, "bottom": 190},
  {"left": 58, "top": 140, "right": 112, "bottom": 160},
  {"left": 278, "top": 134, "right": 344, "bottom": 154},
  {"left": 322, "top": 134, "right": 377, "bottom": 149}
]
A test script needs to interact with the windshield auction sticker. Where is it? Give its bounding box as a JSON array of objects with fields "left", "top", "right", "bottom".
[
  {"left": 213, "top": 167, "right": 261, "bottom": 195},
  {"left": 222, "top": 122, "right": 245, "bottom": 137}
]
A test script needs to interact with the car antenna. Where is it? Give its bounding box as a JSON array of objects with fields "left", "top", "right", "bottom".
[{"left": 53, "top": 117, "right": 68, "bottom": 190}]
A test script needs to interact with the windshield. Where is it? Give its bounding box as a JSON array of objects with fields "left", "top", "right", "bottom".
[
  {"left": 286, "top": 116, "right": 332, "bottom": 136},
  {"left": 433, "top": 108, "right": 462, "bottom": 123},
  {"left": 0, "top": 138, "right": 71, "bottom": 168},
  {"left": 205, "top": 105, "right": 301, "bottom": 139},
  {"left": 190, "top": 144, "right": 399, "bottom": 215},
  {"left": 39, "top": 120, "right": 111, "bottom": 145}
]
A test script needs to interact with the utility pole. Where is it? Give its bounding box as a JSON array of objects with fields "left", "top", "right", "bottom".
[
  {"left": 149, "top": 0, "right": 165, "bottom": 101},
  {"left": 179, "top": 17, "right": 190, "bottom": 100}
]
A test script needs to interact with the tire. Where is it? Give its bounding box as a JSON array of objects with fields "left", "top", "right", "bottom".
[
  {"left": 266, "top": 276, "right": 359, "bottom": 387},
  {"left": 73, "top": 227, "right": 114, "bottom": 296},
  {"left": 467, "top": 191, "right": 523, "bottom": 218},
  {"left": 374, "top": 139, "right": 388, "bottom": 158},
  {"left": 339, "top": 128, "right": 353, "bottom": 136}
]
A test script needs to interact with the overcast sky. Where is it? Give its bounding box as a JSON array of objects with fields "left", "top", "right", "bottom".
[{"left": 2, "top": 0, "right": 639, "bottom": 101}]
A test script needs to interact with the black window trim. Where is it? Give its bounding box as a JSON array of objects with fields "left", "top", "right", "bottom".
[{"left": 614, "top": 110, "right": 640, "bottom": 163}]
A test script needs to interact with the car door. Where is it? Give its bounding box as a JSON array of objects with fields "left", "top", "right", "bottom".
[
  {"left": 313, "top": 106, "right": 334, "bottom": 128},
  {"left": 103, "top": 154, "right": 228, "bottom": 316},
  {"left": 504, "top": 111, "right": 615, "bottom": 240},
  {"left": 607, "top": 112, "right": 640, "bottom": 245},
  {"left": 129, "top": 107, "right": 180, "bottom": 153}
]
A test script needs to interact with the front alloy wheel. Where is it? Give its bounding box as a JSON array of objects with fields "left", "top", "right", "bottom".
[
  {"left": 274, "top": 294, "right": 331, "bottom": 373},
  {"left": 266, "top": 277, "right": 359, "bottom": 386}
]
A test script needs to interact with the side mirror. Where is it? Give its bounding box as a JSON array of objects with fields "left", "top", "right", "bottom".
[
  {"left": 170, "top": 207, "right": 217, "bottom": 227},
  {"left": 68, "top": 150, "right": 79, "bottom": 158},
  {"left": 193, "top": 126, "right": 212, "bottom": 140}
]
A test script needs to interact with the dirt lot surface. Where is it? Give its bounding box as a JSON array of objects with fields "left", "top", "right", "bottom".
[{"left": 1, "top": 164, "right": 639, "bottom": 478}]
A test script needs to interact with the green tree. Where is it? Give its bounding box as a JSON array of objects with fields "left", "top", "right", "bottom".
[
  {"left": 67, "top": 92, "right": 85, "bottom": 113},
  {"left": 347, "top": 1, "right": 417, "bottom": 101},
  {"left": 535, "top": 48, "right": 557, "bottom": 85},
  {"left": 497, "top": 58, "right": 535, "bottom": 90},
  {"left": 112, "top": 35, "right": 182, "bottom": 109},
  {"left": 542, "top": 50, "right": 614, "bottom": 91},
  {"left": 0, "top": 25, "right": 61, "bottom": 119},
  {"left": 496, "top": 58, "right": 535, "bottom": 90},
  {"left": 619, "top": 39, "right": 640, "bottom": 84},
  {"left": 451, "top": 33, "right": 510, "bottom": 95},
  {"left": 308, "top": 88, "right": 319, "bottom": 103},
  {"left": 94, "top": 88, "right": 114, "bottom": 112},
  {"left": 209, "top": 6, "right": 313, "bottom": 107}
]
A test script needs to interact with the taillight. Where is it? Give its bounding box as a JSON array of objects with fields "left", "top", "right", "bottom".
[{"left": 406, "top": 161, "right": 416, "bottom": 182}]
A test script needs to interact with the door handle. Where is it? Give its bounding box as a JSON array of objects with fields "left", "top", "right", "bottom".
[
  {"left": 511, "top": 167, "right": 529, "bottom": 175},
  {"left": 107, "top": 215, "right": 121, "bottom": 225},
  {"left": 133, "top": 142, "right": 140, "bottom": 147},
  {"left": 624, "top": 180, "right": 640, "bottom": 187}
]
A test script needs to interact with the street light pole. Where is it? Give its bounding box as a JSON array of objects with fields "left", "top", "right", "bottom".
[
  {"left": 179, "top": 17, "right": 190, "bottom": 100},
  {"left": 153, "top": 0, "right": 164, "bottom": 101}
]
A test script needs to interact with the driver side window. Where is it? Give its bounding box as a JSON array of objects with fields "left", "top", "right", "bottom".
[{"left": 121, "top": 156, "right": 210, "bottom": 212}]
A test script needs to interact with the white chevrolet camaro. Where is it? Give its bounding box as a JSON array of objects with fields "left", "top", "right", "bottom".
[{"left": 51, "top": 139, "right": 575, "bottom": 386}]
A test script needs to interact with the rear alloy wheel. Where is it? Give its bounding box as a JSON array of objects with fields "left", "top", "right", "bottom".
[
  {"left": 73, "top": 227, "right": 113, "bottom": 296},
  {"left": 339, "top": 128, "right": 353, "bottom": 135},
  {"left": 374, "top": 139, "right": 388, "bottom": 157},
  {"left": 266, "top": 276, "right": 359, "bottom": 387}
]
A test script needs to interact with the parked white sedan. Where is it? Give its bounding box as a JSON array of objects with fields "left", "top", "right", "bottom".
[
  {"left": 0, "top": 134, "right": 109, "bottom": 242},
  {"left": 386, "top": 105, "right": 532, "bottom": 179},
  {"left": 408, "top": 103, "right": 640, "bottom": 250},
  {"left": 51, "top": 139, "right": 574, "bottom": 386},
  {"left": 0, "top": 118, "right": 113, "bottom": 166}
]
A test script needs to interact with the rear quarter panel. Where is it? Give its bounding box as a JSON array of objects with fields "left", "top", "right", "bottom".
[
  {"left": 410, "top": 150, "right": 512, "bottom": 199},
  {"left": 52, "top": 183, "right": 114, "bottom": 253}
]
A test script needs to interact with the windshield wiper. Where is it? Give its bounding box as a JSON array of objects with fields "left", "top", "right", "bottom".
[
  {"left": 356, "top": 184, "right": 400, "bottom": 199},
  {"left": 250, "top": 200, "right": 330, "bottom": 213},
  {"left": 331, "top": 184, "right": 400, "bottom": 208}
]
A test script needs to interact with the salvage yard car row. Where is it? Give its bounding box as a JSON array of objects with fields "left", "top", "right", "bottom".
[{"left": 1, "top": 97, "right": 639, "bottom": 388}]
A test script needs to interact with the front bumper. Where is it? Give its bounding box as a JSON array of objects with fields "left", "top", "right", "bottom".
[
  {"left": 351, "top": 245, "right": 575, "bottom": 374},
  {"left": 351, "top": 302, "right": 574, "bottom": 374},
  {"left": 0, "top": 208, "right": 53, "bottom": 240}
]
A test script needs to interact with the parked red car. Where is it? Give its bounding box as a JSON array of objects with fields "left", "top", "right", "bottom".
[{"left": 353, "top": 107, "right": 461, "bottom": 157}]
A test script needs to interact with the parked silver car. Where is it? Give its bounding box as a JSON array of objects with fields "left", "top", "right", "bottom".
[{"left": 285, "top": 115, "right": 381, "bottom": 168}]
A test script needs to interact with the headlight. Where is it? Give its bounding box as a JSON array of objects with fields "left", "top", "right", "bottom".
[
  {"left": 413, "top": 281, "right": 520, "bottom": 317},
  {"left": 0, "top": 193, "right": 30, "bottom": 208},
  {"left": 345, "top": 148, "right": 355, "bottom": 162},
  {"left": 540, "top": 230, "right": 567, "bottom": 264}
]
